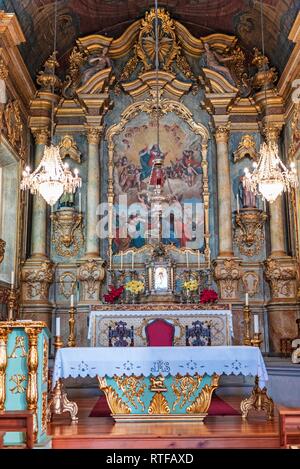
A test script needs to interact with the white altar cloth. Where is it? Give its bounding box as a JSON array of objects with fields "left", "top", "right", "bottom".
[
  {"left": 88, "top": 308, "right": 233, "bottom": 346},
  {"left": 53, "top": 345, "right": 268, "bottom": 388}
]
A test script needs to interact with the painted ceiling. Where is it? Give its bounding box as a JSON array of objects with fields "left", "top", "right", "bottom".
[{"left": 0, "top": 0, "right": 299, "bottom": 79}]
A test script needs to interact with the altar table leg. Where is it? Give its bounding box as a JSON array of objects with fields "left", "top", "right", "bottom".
[
  {"left": 240, "top": 376, "right": 274, "bottom": 420},
  {"left": 47, "top": 379, "right": 78, "bottom": 423}
]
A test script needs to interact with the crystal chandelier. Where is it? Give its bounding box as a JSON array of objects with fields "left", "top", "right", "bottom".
[
  {"left": 20, "top": 0, "right": 82, "bottom": 206},
  {"left": 243, "top": 0, "right": 298, "bottom": 203},
  {"left": 21, "top": 145, "right": 81, "bottom": 206},
  {"left": 244, "top": 141, "right": 298, "bottom": 203}
]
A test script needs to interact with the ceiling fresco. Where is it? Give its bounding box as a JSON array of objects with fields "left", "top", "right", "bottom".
[{"left": 0, "top": 0, "right": 298, "bottom": 79}]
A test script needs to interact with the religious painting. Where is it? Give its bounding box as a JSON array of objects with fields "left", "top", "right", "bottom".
[
  {"left": 112, "top": 112, "right": 204, "bottom": 253},
  {"left": 154, "top": 266, "right": 168, "bottom": 291}
]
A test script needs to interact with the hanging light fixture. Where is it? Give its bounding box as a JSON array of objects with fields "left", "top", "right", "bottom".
[
  {"left": 20, "top": 0, "right": 81, "bottom": 206},
  {"left": 243, "top": 0, "right": 298, "bottom": 203}
]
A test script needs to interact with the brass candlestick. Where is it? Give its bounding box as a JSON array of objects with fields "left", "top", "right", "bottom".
[
  {"left": 251, "top": 332, "right": 262, "bottom": 348},
  {"left": 67, "top": 306, "right": 76, "bottom": 347},
  {"left": 54, "top": 335, "right": 63, "bottom": 355},
  {"left": 7, "top": 287, "right": 17, "bottom": 321},
  {"left": 243, "top": 305, "right": 252, "bottom": 346}
]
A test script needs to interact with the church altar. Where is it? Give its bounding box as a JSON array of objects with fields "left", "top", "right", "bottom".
[
  {"left": 88, "top": 304, "right": 233, "bottom": 347},
  {"left": 52, "top": 345, "right": 269, "bottom": 423}
]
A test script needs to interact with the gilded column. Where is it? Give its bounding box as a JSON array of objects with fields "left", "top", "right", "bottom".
[
  {"left": 31, "top": 129, "right": 49, "bottom": 258},
  {"left": 215, "top": 125, "right": 233, "bottom": 256},
  {"left": 25, "top": 326, "right": 41, "bottom": 441},
  {"left": 85, "top": 126, "right": 102, "bottom": 257},
  {"left": 0, "top": 326, "right": 11, "bottom": 411}
]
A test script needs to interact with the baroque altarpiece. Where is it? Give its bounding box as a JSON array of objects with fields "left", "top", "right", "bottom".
[{"left": 0, "top": 9, "right": 299, "bottom": 354}]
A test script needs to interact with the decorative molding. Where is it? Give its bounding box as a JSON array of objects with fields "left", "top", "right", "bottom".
[
  {"left": 233, "top": 134, "right": 258, "bottom": 162},
  {"left": 213, "top": 258, "right": 242, "bottom": 300},
  {"left": 234, "top": 209, "right": 267, "bottom": 257},
  {"left": 59, "top": 271, "right": 76, "bottom": 299},
  {"left": 31, "top": 128, "right": 50, "bottom": 146},
  {"left": 22, "top": 260, "right": 54, "bottom": 301},
  {"left": 59, "top": 135, "right": 81, "bottom": 163},
  {"left": 264, "top": 257, "right": 298, "bottom": 301},
  {"left": 215, "top": 124, "right": 230, "bottom": 143},
  {"left": 242, "top": 271, "right": 259, "bottom": 297},
  {"left": 78, "top": 258, "right": 105, "bottom": 302},
  {"left": 98, "top": 376, "right": 131, "bottom": 414},
  {"left": 85, "top": 125, "right": 102, "bottom": 145},
  {"left": 51, "top": 209, "right": 84, "bottom": 258}
]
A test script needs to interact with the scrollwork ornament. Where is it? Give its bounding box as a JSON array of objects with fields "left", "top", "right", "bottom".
[
  {"left": 51, "top": 210, "right": 84, "bottom": 258},
  {"left": 213, "top": 258, "right": 242, "bottom": 300},
  {"left": 22, "top": 261, "right": 54, "bottom": 300},
  {"left": 78, "top": 258, "right": 105, "bottom": 300},
  {"left": 264, "top": 258, "right": 298, "bottom": 299},
  {"left": 234, "top": 209, "right": 267, "bottom": 257}
]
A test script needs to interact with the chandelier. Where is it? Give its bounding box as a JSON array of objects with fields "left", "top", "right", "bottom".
[
  {"left": 244, "top": 141, "right": 298, "bottom": 203},
  {"left": 20, "top": 0, "right": 81, "bottom": 206},
  {"left": 21, "top": 145, "right": 81, "bottom": 206},
  {"left": 243, "top": 0, "right": 298, "bottom": 203}
]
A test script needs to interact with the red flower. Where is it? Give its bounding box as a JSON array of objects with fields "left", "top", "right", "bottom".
[
  {"left": 200, "top": 288, "right": 218, "bottom": 304},
  {"left": 104, "top": 285, "right": 124, "bottom": 304}
]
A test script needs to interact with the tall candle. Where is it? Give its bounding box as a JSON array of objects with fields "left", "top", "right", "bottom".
[
  {"left": 254, "top": 314, "right": 259, "bottom": 333},
  {"left": 120, "top": 251, "right": 123, "bottom": 270},
  {"left": 10, "top": 271, "right": 15, "bottom": 288},
  {"left": 236, "top": 194, "right": 240, "bottom": 213},
  {"left": 70, "top": 294, "right": 74, "bottom": 307},
  {"left": 132, "top": 252, "right": 134, "bottom": 270},
  {"left": 79, "top": 192, "right": 82, "bottom": 212},
  {"left": 197, "top": 250, "right": 200, "bottom": 270},
  {"left": 56, "top": 317, "right": 60, "bottom": 336},
  {"left": 186, "top": 251, "right": 189, "bottom": 269},
  {"left": 245, "top": 292, "right": 249, "bottom": 306},
  {"left": 263, "top": 199, "right": 266, "bottom": 212}
]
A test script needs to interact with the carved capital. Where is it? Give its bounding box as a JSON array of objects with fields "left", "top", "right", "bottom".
[
  {"left": 32, "top": 128, "right": 50, "bottom": 145},
  {"left": 78, "top": 258, "right": 105, "bottom": 302},
  {"left": 264, "top": 257, "right": 298, "bottom": 300},
  {"left": 213, "top": 257, "right": 242, "bottom": 300},
  {"left": 85, "top": 126, "right": 102, "bottom": 145},
  {"left": 21, "top": 260, "right": 54, "bottom": 302},
  {"left": 261, "top": 123, "right": 282, "bottom": 144},
  {"left": 215, "top": 124, "right": 230, "bottom": 143}
]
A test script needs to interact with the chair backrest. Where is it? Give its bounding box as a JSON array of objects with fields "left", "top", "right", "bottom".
[
  {"left": 108, "top": 321, "right": 134, "bottom": 347},
  {"left": 185, "top": 320, "right": 211, "bottom": 346},
  {"left": 145, "top": 319, "right": 175, "bottom": 346}
]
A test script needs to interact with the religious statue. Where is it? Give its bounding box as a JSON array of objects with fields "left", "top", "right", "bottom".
[
  {"left": 81, "top": 47, "right": 111, "bottom": 84},
  {"left": 239, "top": 175, "right": 256, "bottom": 208},
  {"left": 291, "top": 339, "right": 300, "bottom": 364},
  {"left": 203, "top": 43, "right": 236, "bottom": 86}
]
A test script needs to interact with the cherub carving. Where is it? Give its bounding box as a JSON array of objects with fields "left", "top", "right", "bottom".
[{"left": 81, "top": 47, "right": 111, "bottom": 84}]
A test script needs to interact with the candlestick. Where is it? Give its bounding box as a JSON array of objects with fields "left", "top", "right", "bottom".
[
  {"left": 253, "top": 314, "right": 259, "bottom": 333},
  {"left": 68, "top": 306, "right": 76, "bottom": 347},
  {"left": 70, "top": 294, "right": 74, "bottom": 307},
  {"left": 54, "top": 335, "right": 63, "bottom": 354},
  {"left": 186, "top": 251, "right": 189, "bottom": 269},
  {"left": 7, "top": 287, "right": 17, "bottom": 321},
  {"left": 236, "top": 194, "right": 240, "bottom": 213},
  {"left": 243, "top": 304, "right": 252, "bottom": 346},
  {"left": 11, "top": 271, "right": 15, "bottom": 288},
  {"left": 245, "top": 292, "right": 249, "bottom": 306},
  {"left": 56, "top": 317, "right": 60, "bottom": 337},
  {"left": 251, "top": 332, "right": 262, "bottom": 348}
]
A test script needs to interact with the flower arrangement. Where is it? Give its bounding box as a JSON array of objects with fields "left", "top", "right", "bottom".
[
  {"left": 103, "top": 285, "right": 124, "bottom": 304},
  {"left": 200, "top": 288, "right": 218, "bottom": 304},
  {"left": 125, "top": 280, "right": 144, "bottom": 295},
  {"left": 183, "top": 279, "right": 199, "bottom": 292}
]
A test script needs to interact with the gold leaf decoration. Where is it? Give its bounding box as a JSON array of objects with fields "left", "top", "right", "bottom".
[
  {"left": 148, "top": 392, "right": 170, "bottom": 415},
  {"left": 98, "top": 376, "right": 131, "bottom": 414}
]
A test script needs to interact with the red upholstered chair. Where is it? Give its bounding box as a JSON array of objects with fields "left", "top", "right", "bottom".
[{"left": 145, "top": 319, "right": 175, "bottom": 346}]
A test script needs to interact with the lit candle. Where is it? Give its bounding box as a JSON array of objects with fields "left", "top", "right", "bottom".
[
  {"left": 79, "top": 192, "right": 82, "bottom": 212},
  {"left": 263, "top": 199, "right": 266, "bottom": 212},
  {"left": 254, "top": 314, "right": 259, "bottom": 333},
  {"left": 132, "top": 252, "right": 134, "bottom": 270},
  {"left": 236, "top": 194, "right": 240, "bottom": 213},
  {"left": 56, "top": 317, "right": 60, "bottom": 337},
  {"left": 186, "top": 251, "right": 189, "bottom": 269},
  {"left": 70, "top": 294, "right": 74, "bottom": 307},
  {"left": 197, "top": 250, "right": 200, "bottom": 270},
  {"left": 10, "top": 271, "right": 15, "bottom": 288},
  {"left": 120, "top": 251, "right": 123, "bottom": 270},
  {"left": 245, "top": 292, "right": 249, "bottom": 306}
]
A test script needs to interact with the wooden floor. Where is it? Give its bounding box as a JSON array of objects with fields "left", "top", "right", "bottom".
[{"left": 50, "top": 394, "right": 281, "bottom": 449}]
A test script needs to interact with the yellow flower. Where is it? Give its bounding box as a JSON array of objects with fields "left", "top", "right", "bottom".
[
  {"left": 125, "top": 280, "right": 144, "bottom": 294},
  {"left": 183, "top": 279, "right": 198, "bottom": 292}
]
